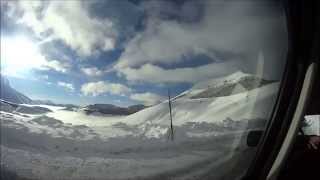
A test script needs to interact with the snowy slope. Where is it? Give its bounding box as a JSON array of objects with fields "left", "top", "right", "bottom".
[
  {"left": 123, "top": 71, "right": 278, "bottom": 127},
  {"left": 1, "top": 108, "right": 252, "bottom": 180},
  {"left": 0, "top": 75, "right": 33, "bottom": 104},
  {"left": 0, "top": 71, "right": 280, "bottom": 180}
]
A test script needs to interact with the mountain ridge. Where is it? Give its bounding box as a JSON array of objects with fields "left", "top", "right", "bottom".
[
  {"left": 82, "top": 103, "right": 146, "bottom": 116},
  {"left": 0, "top": 74, "right": 33, "bottom": 104}
]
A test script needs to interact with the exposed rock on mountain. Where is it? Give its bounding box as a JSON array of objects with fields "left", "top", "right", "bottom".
[{"left": 83, "top": 104, "right": 146, "bottom": 116}]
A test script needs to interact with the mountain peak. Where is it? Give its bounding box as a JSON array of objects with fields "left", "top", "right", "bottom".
[
  {"left": 0, "top": 74, "right": 33, "bottom": 104},
  {"left": 0, "top": 74, "right": 10, "bottom": 87},
  {"left": 226, "top": 71, "right": 250, "bottom": 79},
  {"left": 192, "top": 71, "right": 252, "bottom": 90}
]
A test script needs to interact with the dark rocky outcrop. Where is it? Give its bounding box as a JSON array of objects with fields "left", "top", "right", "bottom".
[{"left": 83, "top": 104, "right": 146, "bottom": 116}]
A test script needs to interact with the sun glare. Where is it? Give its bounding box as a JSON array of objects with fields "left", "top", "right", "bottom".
[{"left": 1, "top": 36, "right": 47, "bottom": 75}]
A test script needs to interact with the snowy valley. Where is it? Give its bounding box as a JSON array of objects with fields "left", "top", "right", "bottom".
[{"left": 1, "top": 72, "right": 279, "bottom": 180}]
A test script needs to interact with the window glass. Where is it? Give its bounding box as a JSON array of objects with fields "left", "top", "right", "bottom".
[{"left": 1, "top": 0, "right": 287, "bottom": 179}]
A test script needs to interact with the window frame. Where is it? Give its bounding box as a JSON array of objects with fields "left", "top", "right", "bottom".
[{"left": 243, "top": 0, "right": 320, "bottom": 179}]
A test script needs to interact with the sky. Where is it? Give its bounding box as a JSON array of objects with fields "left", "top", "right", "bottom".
[{"left": 0, "top": 0, "right": 288, "bottom": 106}]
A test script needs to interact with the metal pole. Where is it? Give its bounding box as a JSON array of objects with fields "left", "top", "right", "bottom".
[{"left": 168, "top": 89, "right": 174, "bottom": 141}]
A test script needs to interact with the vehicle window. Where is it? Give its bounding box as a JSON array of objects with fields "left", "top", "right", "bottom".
[{"left": 1, "top": 0, "right": 287, "bottom": 180}]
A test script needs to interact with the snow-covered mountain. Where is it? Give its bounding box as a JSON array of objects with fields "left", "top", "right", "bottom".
[
  {"left": 123, "top": 71, "right": 279, "bottom": 128},
  {"left": 0, "top": 99, "right": 52, "bottom": 114},
  {"left": 0, "top": 75, "right": 79, "bottom": 109},
  {"left": 0, "top": 74, "right": 33, "bottom": 104},
  {"left": 179, "top": 71, "right": 275, "bottom": 99},
  {"left": 32, "top": 99, "right": 55, "bottom": 105}
]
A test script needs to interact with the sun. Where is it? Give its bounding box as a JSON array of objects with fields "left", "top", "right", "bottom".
[{"left": 1, "top": 35, "right": 47, "bottom": 75}]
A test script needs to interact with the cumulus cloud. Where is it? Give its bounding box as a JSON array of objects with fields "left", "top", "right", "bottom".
[
  {"left": 115, "top": 0, "right": 287, "bottom": 82},
  {"left": 118, "top": 61, "right": 239, "bottom": 83},
  {"left": 130, "top": 92, "right": 165, "bottom": 106},
  {"left": 81, "top": 81, "right": 132, "bottom": 96},
  {"left": 81, "top": 67, "right": 104, "bottom": 77},
  {"left": 15, "top": 1, "right": 116, "bottom": 57},
  {"left": 42, "top": 60, "right": 70, "bottom": 73},
  {"left": 57, "top": 81, "right": 74, "bottom": 92}
]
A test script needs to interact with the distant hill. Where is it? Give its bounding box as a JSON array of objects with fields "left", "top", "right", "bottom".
[
  {"left": 0, "top": 74, "right": 33, "bottom": 104},
  {"left": 127, "top": 104, "right": 146, "bottom": 114},
  {"left": 0, "top": 74, "right": 80, "bottom": 108},
  {"left": 0, "top": 99, "right": 52, "bottom": 114},
  {"left": 82, "top": 104, "right": 146, "bottom": 116},
  {"left": 32, "top": 99, "right": 55, "bottom": 105},
  {"left": 32, "top": 99, "right": 79, "bottom": 109}
]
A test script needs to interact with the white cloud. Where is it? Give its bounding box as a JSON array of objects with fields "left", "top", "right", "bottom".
[
  {"left": 1, "top": 36, "right": 71, "bottom": 75},
  {"left": 115, "top": 0, "right": 287, "bottom": 81},
  {"left": 81, "top": 67, "right": 104, "bottom": 77},
  {"left": 16, "top": 1, "right": 116, "bottom": 57},
  {"left": 118, "top": 60, "right": 239, "bottom": 84},
  {"left": 57, "top": 81, "right": 74, "bottom": 92},
  {"left": 130, "top": 92, "right": 165, "bottom": 106},
  {"left": 81, "top": 81, "right": 132, "bottom": 96},
  {"left": 42, "top": 60, "right": 70, "bottom": 73}
]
